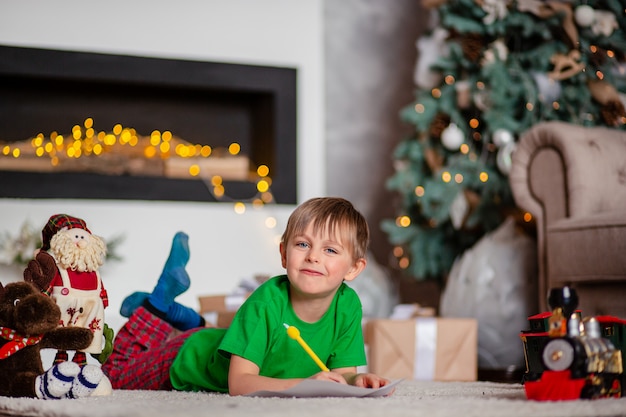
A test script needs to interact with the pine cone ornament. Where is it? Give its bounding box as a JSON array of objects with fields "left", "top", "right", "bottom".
[
  {"left": 460, "top": 33, "right": 484, "bottom": 62},
  {"left": 430, "top": 113, "right": 451, "bottom": 139},
  {"left": 600, "top": 100, "right": 626, "bottom": 127}
]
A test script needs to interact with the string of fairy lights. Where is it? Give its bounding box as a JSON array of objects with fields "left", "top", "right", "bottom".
[{"left": 0, "top": 118, "right": 275, "bottom": 207}]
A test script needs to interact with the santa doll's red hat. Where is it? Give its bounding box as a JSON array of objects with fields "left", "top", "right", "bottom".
[{"left": 41, "top": 214, "right": 91, "bottom": 251}]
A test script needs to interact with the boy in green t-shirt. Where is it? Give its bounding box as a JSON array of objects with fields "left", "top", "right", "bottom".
[{"left": 102, "top": 197, "right": 391, "bottom": 395}]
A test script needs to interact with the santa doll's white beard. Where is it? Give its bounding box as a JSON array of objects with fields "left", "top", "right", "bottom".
[{"left": 49, "top": 232, "right": 107, "bottom": 272}]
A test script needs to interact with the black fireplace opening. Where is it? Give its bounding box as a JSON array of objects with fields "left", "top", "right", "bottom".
[{"left": 0, "top": 45, "right": 297, "bottom": 204}]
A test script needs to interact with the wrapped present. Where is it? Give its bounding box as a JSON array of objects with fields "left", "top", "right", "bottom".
[
  {"left": 390, "top": 303, "right": 436, "bottom": 319},
  {"left": 197, "top": 275, "right": 269, "bottom": 327},
  {"left": 365, "top": 317, "right": 478, "bottom": 381},
  {"left": 205, "top": 310, "right": 237, "bottom": 328},
  {"left": 198, "top": 294, "right": 249, "bottom": 313},
  {"left": 198, "top": 294, "right": 249, "bottom": 328}
]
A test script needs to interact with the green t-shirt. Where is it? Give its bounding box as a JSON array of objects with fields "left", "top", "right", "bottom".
[{"left": 169, "top": 275, "right": 366, "bottom": 392}]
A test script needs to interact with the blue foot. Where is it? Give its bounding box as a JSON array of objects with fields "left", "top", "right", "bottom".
[
  {"left": 120, "top": 291, "right": 150, "bottom": 317},
  {"left": 149, "top": 267, "right": 190, "bottom": 312},
  {"left": 162, "top": 232, "right": 190, "bottom": 271}
]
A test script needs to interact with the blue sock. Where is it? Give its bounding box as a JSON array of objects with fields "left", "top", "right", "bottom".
[
  {"left": 147, "top": 232, "right": 191, "bottom": 312},
  {"left": 148, "top": 267, "right": 190, "bottom": 313},
  {"left": 163, "top": 232, "right": 190, "bottom": 272},
  {"left": 120, "top": 292, "right": 149, "bottom": 317},
  {"left": 166, "top": 302, "right": 203, "bottom": 331}
]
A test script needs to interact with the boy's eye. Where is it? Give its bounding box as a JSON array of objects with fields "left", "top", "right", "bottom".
[
  {"left": 325, "top": 247, "right": 338, "bottom": 255},
  {"left": 296, "top": 242, "right": 309, "bottom": 248}
]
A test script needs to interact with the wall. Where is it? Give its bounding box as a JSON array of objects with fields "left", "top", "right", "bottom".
[
  {"left": 0, "top": 0, "right": 324, "bottom": 333},
  {"left": 324, "top": 1, "right": 437, "bottom": 305}
]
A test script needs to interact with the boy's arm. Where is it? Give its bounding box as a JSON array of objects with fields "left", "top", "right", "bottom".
[{"left": 228, "top": 355, "right": 347, "bottom": 396}]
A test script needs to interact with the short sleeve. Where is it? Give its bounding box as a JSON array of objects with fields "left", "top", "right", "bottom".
[
  {"left": 326, "top": 287, "right": 366, "bottom": 369},
  {"left": 218, "top": 300, "right": 274, "bottom": 368}
]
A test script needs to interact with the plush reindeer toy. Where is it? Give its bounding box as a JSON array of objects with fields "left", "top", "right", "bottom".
[{"left": 0, "top": 280, "right": 104, "bottom": 399}]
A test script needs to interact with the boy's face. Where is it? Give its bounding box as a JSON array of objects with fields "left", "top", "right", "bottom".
[{"left": 280, "top": 221, "right": 366, "bottom": 300}]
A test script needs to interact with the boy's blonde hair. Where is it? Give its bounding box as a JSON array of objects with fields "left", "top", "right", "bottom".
[{"left": 281, "top": 197, "right": 369, "bottom": 260}]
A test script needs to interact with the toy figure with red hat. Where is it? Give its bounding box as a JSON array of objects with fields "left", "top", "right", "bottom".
[{"left": 24, "top": 214, "right": 109, "bottom": 367}]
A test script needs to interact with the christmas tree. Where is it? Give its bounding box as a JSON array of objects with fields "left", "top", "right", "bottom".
[{"left": 382, "top": 0, "right": 626, "bottom": 284}]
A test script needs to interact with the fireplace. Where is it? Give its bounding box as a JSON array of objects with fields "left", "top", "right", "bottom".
[{"left": 0, "top": 45, "right": 297, "bottom": 204}]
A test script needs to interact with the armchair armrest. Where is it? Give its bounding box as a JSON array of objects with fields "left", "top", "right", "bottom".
[{"left": 510, "top": 121, "right": 626, "bottom": 222}]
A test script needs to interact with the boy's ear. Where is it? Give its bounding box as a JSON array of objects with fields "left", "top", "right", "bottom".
[
  {"left": 343, "top": 257, "right": 367, "bottom": 282},
  {"left": 279, "top": 242, "right": 287, "bottom": 268}
]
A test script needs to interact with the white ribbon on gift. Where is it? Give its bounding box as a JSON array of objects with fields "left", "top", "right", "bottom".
[
  {"left": 224, "top": 294, "right": 247, "bottom": 311},
  {"left": 414, "top": 317, "right": 437, "bottom": 380}
]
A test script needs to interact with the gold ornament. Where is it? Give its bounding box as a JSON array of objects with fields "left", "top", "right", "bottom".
[
  {"left": 455, "top": 81, "right": 472, "bottom": 109},
  {"left": 424, "top": 147, "right": 444, "bottom": 173},
  {"left": 548, "top": 50, "right": 585, "bottom": 80},
  {"left": 588, "top": 79, "right": 626, "bottom": 126}
]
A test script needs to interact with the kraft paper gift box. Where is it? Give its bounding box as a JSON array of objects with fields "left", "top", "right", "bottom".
[
  {"left": 198, "top": 294, "right": 249, "bottom": 327},
  {"left": 365, "top": 318, "right": 478, "bottom": 381},
  {"left": 198, "top": 294, "right": 249, "bottom": 313}
]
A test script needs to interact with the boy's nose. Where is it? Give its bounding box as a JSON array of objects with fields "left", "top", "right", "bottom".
[{"left": 306, "top": 250, "right": 320, "bottom": 263}]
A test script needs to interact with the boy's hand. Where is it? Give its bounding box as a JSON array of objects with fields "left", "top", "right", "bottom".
[
  {"left": 352, "top": 373, "right": 391, "bottom": 389},
  {"left": 308, "top": 371, "right": 348, "bottom": 384}
]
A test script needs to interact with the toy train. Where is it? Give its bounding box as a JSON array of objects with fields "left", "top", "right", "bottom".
[{"left": 519, "top": 287, "right": 625, "bottom": 401}]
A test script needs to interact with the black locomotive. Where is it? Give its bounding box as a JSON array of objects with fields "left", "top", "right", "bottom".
[{"left": 519, "top": 287, "right": 625, "bottom": 400}]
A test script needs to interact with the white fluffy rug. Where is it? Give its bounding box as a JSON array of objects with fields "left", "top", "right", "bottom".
[{"left": 1, "top": 380, "right": 626, "bottom": 417}]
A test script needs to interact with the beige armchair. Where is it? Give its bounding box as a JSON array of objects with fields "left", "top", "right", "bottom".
[{"left": 509, "top": 121, "right": 626, "bottom": 317}]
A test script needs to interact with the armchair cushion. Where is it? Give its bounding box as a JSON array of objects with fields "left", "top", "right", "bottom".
[{"left": 548, "top": 212, "right": 626, "bottom": 281}]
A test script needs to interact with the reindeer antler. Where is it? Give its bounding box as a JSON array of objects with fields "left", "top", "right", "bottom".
[{"left": 23, "top": 252, "right": 57, "bottom": 293}]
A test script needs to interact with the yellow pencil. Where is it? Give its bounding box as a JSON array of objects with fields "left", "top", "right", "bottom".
[{"left": 283, "top": 323, "right": 330, "bottom": 372}]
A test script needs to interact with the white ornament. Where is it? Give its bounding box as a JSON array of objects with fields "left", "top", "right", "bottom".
[
  {"left": 496, "top": 142, "right": 516, "bottom": 175},
  {"left": 481, "top": 39, "right": 509, "bottom": 67},
  {"left": 574, "top": 5, "right": 595, "bottom": 27},
  {"left": 441, "top": 123, "right": 465, "bottom": 150},
  {"left": 492, "top": 128, "right": 514, "bottom": 148},
  {"left": 531, "top": 71, "right": 562, "bottom": 104},
  {"left": 481, "top": 0, "right": 509, "bottom": 25},
  {"left": 591, "top": 10, "right": 618, "bottom": 37},
  {"left": 414, "top": 28, "right": 449, "bottom": 89},
  {"left": 450, "top": 191, "right": 470, "bottom": 230},
  {"left": 473, "top": 90, "right": 492, "bottom": 111}
]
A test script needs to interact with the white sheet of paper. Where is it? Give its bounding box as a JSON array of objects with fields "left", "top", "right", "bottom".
[{"left": 244, "top": 378, "right": 403, "bottom": 398}]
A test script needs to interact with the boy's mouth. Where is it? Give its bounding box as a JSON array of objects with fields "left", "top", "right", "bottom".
[{"left": 300, "top": 268, "right": 323, "bottom": 276}]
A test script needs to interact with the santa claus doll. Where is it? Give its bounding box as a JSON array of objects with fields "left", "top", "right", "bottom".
[{"left": 37, "top": 214, "right": 108, "bottom": 366}]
